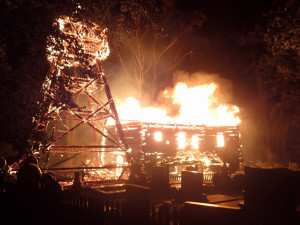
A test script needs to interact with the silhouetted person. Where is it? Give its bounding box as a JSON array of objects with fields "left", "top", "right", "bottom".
[
  {"left": 41, "top": 172, "right": 63, "bottom": 225},
  {"left": 41, "top": 172, "right": 62, "bottom": 194},
  {"left": 0, "top": 157, "right": 8, "bottom": 194},
  {"left": 0, "top": 157, "right": 9, "bottom": 224},
  {"left": 7, "top": 163, "right": 47, "bottom": 225},
  {"left": 20, "top": 155, "right": 38, "bottom": 167},
  {"left": 72, "top": 171, "right": 82, "bottom": 189}
]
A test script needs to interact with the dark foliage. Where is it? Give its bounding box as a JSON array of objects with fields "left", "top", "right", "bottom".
[{"left": 233, "top": 0, "right": 300, "bottom": 162}]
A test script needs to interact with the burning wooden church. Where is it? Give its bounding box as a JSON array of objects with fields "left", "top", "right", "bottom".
[
  {"left": 33, "top": 15, "right": 242, "bottom": 184},
  {"left": 106, "top": 121, "right": 242, "bottom": 179}
]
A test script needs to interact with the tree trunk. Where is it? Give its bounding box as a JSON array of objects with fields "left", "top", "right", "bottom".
[
  {"left": 265, "top": 121, "right": 273, "bottom": 162},
  {"left": 279, "top": 124, "right": 289, "bottom": 165}
]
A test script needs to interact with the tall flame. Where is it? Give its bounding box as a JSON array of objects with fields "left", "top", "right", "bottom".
[
  {"left": 116, "top": 97, "right": 173, "bottom": 123},
  {"left": 116, "top": 82, "right": 240, "bottom": 126}
]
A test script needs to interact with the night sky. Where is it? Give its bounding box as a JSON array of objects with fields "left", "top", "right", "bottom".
[{"left": 174, "top": 0, "right": 274, "bottom": 80}]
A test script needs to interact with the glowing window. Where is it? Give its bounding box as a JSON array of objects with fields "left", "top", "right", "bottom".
[
  {"left": 177, "top": 132, "right": 186, "bottom": 149},
  {"left": 154, "top": 131, "right": 162, "bottom": 142},
  {"left": 191, "top": 135, "right": 199, "bottom": 149},
  {"left": 217, "top": 132, "right": 225, "bottom": 147}
]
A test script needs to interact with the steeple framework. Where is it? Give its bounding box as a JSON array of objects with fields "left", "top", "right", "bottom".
[{"left": 34, "top": 16, "right": 128, "bottom": 179}]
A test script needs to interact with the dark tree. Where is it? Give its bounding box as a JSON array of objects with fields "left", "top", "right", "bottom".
[
  {"left": 0, "top": 0, "right": 73, "bottom": 159},
  {"left": 255, "top": 0, "right": 300, "bottom": 162},
  {"left": 236, "top": 0, "right": 300, "bottom": 162}
]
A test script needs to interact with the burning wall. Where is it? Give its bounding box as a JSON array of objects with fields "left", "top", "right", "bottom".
[
  {"left": 105, "top": 79, "right": 242, "bottom": 175},
  {"left": 106, "top": 121, "right": 242, "bottom": 175}
]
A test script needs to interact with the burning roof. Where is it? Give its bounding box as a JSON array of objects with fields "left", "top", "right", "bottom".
[{"left": 114, "top": 82, "right": 240, "bottom": 126}]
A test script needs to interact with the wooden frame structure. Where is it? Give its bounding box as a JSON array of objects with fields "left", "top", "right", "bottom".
[{"left": 34, "top": 16, "right": 128, "bottom": 179}]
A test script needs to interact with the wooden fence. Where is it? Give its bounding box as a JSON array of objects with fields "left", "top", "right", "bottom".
[
  {"left": 56, "top": 192, "right": 126, "bottom": 225},
  {"left": 150, "top": 203, "right": 181, "bottom": 225},
  {"left": 50, "top": 187, "right": 299, "bottom": 225},
  {"left": 53, "top": 190, "right": 182, "bottom": 225},
  {"left": 169, "top": 173, "right": 213, "bottom": 182}
]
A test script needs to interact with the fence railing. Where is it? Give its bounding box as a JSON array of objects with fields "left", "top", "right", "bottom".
[
  {"left": 57, "top": 191, "right": 126, "bottom": 225},
  {"left": 55, "top": 190, "right": 182, "bottom": 225},
  {"left": 150, "top": 203, "right": 181, "bottom": 225},
  {"left": 169, "top": 173, "right": 213, "bottom": 182},
  {"left": 51, "top": 190, "right": 299, "bottom": 225}
]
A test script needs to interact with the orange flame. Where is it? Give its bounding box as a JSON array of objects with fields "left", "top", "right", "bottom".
[
  {"left": 115, "top": 155, "right": 124, "bottom": 177},
  {"left": 116, "top": 97, "right": 173, "bottom": 123},
  {"left": 116, "top": 82, "right": 240, "bottom": 126}
]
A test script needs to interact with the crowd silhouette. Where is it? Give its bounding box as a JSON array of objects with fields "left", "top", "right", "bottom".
[{"left": 0, "top": 155, "right": 63, "bottom": 225}]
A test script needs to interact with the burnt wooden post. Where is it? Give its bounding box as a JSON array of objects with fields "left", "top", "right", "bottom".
[
  {"left": 114, "top": 200, "right": 121, "bottom": 225},
  {"left": 178, "top": 170, "right": 205, "bottom": 202},
  {"left": 126, "top": 183, "right": 151, "bottom": 225},
  {"left": 172, "top": 206, "right": 179, "bottom": 225},
  {"left": 163, "top": 203, "right": 170, "bottom": 225},
  {"left": 104, "top": 200, "right": 111, "bottom": 224},
  {"left": 151, "top": 204, "right": 156, "bottom": 225},
  {"left": 111, "top": 200, "right": 116, "bottom": 225},
  {"left": 152, "top": 166, "right": 169, "bottom": 194},
  {"left": 158, "top": 205, "right": 163, "bottom": 225},
  {"left": 88, "top": 197, "right": 104, "bottom": 225},
  {"left": 121, "top": 200, "right": 126, "bottom": 223},
  {"left": 99, "top": 199, "right": 105, "bottom": 225}
]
